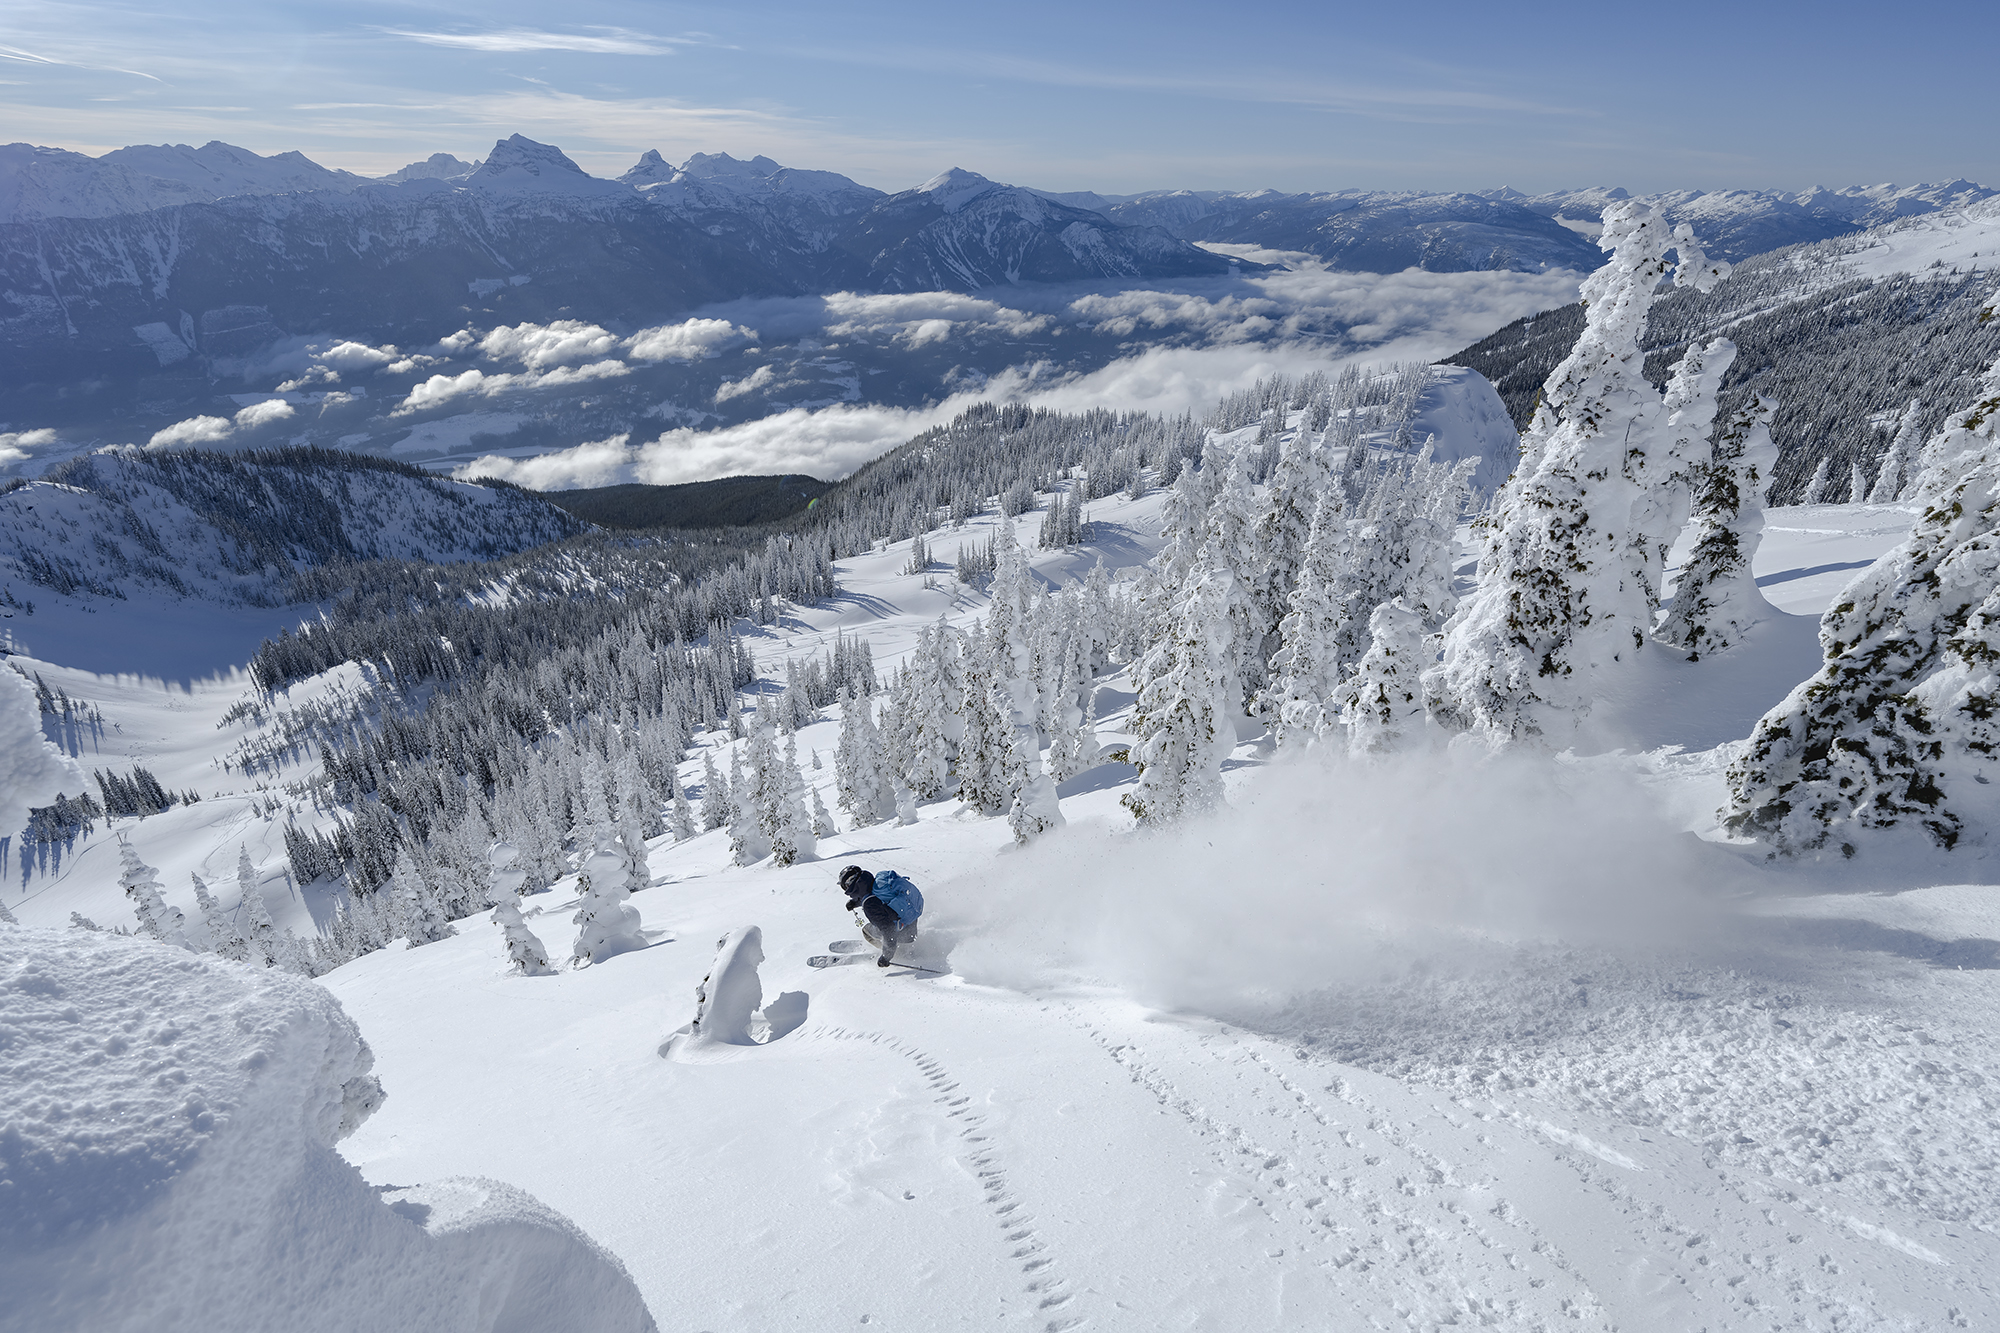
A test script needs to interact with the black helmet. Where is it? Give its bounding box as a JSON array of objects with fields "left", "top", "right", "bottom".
[{"left": 838, "top": 865, "right": 872, "bottom": 896}]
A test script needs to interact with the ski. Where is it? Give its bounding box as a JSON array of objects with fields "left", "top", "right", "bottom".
[
  {"left": 807, "top": 953, "right": 873, "bottom": 969},
  {"left": 827, "top": 939, "right": 872, "bottom": 954}
]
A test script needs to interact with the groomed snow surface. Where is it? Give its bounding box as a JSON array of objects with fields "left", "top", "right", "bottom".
[{"left": 8, "top": 488, "right": 2000, "bottom": 1329}]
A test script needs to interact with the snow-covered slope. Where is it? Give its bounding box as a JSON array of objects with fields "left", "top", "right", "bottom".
[
  {"left": 1448, "top": 204, "right": 2000, "bottom": 501},
  {"left": 1509, "top": 181, "right": 2000, "bottom": 262},
  {"left": 0, "top": 448, "right": 583, "bottom": 613},
  {"left": 6, "top": 468, "right": 1998, "bottom": 1328}
]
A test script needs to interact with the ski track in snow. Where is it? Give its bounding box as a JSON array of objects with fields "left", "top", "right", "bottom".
[{"left": 814, "top": 1024, "right": 1084, "bottom": 1330}]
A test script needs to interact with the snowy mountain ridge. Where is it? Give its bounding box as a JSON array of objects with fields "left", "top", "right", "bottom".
[{"left": 0, "top": 448, "right": 582, "bottom": 612}]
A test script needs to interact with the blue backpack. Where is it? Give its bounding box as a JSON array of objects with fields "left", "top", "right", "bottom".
[{"left": 871, "top": 871, "right": 923, "bottom": 924}]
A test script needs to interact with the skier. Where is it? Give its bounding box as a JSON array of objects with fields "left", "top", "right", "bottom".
[{"left": 838, "top": 863, "right": 923, "bottom": 967}]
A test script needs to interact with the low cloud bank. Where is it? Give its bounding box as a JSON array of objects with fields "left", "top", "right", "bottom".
[{"left": 454, "top": 264, "right": 1575, "bottom": 488}]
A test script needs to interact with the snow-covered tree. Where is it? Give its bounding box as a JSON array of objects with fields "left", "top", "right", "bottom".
[
  {"left": 0, "top": 663, "right": 83, "bottom": 847},
  {"left": 1429, "top": 202, "right": 1729, "bottom": 745},
  {"left": 834, "top": 687, "right": 894, "bottom": 827},
  {"left": 1803, "top": 455, "right": 1833, "bottom": 504},
  {"left": 1725, "top": 328, "right": 2000, "bottom": 853},
  {"left": 118, "top": 838, "right": 188, "bottom": 947},
  {"left": 1632, "top": 336, "right": 1738, "bottom": 610},
  {"left": 1338, "top": 599, "right": 1431, "bottom": 757},
  {"left": 571, "top": 780, "right": 646, "bottom": 964},
  {"left": 699, "top": 752, "right": 729, "bottom": 832},
  {"left": 1006, "top": 723, "right": 1064, "bottom": 843},
  {"left": 487, "top": 843, "right": 551, "bottom": 975},
  {"left": 730, "top": 726, "right": 776, "bottom": 866},
  {"left": 1249, "top": 422, "right": 1335, "bottom": 673},
  {"left": 1656, "top": 396, "right": 1779, "bottom": 659},
  {"left": 1869, "top": 399, "right": 1924, "bottom": 503},
  {"left": 769, "top": 737, "right": 817, "bottom": 867},
  {"left": 191, "top": 872, "right": 247, "bottom": 961},
  {"left": 1199, "top": 445, "right": 1268, "bottom": 712},
  {"left": 615, "top": 749, "right": 653, "bottom": 891},
  {"left": 1263, "top": 490, "right": 1350, "bottom": 746},
  {"left": 894, "top": 619, "right": 964, "bottom": 798},
  {"left": 237, "top": 845, "right": 279, "bottom": 965},
  {"left": 1849, "top": 461, "right": 1868, "bottom": 505},
  {"left": 390, "top": 847, "right": 454, "bottom": 947},
  {"left": 491, "top": 896, "right": 553, "bottom": 975},
  {"left": 1123, "top": 547, "right": 1236, "bottom": 826},
  {"left": 667, "top": 776, "right": 696, "bottom": 842},
  {"left": 810, "top": 785, "right": 836, "bottom": 837},
  {"left": 951, "top": 629, "right": 1010, "bottom": 816}
]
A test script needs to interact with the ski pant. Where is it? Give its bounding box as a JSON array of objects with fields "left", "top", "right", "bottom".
[{"left": 858, "top": 896, "right": 918, "bottom": 963}]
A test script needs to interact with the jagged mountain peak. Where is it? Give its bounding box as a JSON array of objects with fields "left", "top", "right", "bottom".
[{"left": 476, "top": 135, "right": 588, "bottom": 179}]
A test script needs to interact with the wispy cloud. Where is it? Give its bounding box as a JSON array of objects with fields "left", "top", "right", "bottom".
[
  {"left": 373, "top": 27, "right": 687, "bottom": 57},
  {"left": 0, "top": 40, "right": 160, "bottom": 82}
]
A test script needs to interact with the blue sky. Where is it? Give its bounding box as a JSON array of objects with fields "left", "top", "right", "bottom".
[{"left": 3, "top": 0, "right": 1994, "bottom": 194}]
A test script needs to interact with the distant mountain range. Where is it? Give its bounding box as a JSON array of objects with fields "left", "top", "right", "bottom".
[{"left": 0, "top": 135, "right": 1251, "bottom": 378}]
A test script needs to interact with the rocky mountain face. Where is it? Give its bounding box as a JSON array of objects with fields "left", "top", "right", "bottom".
[{"left": 830, "top": 168, "right": 1242, "bottom": 291}]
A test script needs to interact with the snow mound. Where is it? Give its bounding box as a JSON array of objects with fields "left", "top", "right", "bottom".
[
  {"left": 1403, "top": 364, "right": 1521, "bottom": 495},
  {"left": 0, "top": 927, "right": 655, "bottom": 1333}
]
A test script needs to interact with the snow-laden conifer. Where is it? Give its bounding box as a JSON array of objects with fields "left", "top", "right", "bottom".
[
  {"left": 1849, "top": 462, "right": 1868, "bottom": 505},
  {"left": 1869, "top": 399, "right": 1924, "bottom": 503},
  {"left": 1429, "top": 202, "right": 1728, "bottom": 745},
  {"left": 1123, "top": 546, "right": 1236, "bottom": 826},
  {"left": 118, "top": 838, "right": 188, "bottom": 947},
  {"left": 894, "top": 619, "right": 963, "bottom": 797},
  {"left": 1803, "top": 455, "right": 1833, "bottom": 504},
  {"left": 1264, "top": 490, "right": 1352, "bottom": 746},
  {"left": 834, "top": 687, "right": 894, "bottom": 827},
  {"left": 1656, "top": 396, "right": 1779, "bottom": 658},
  {"left": 615, "top": 749, "right": 653, "bottom": 891},
  {"left": 668, "top": 771, "right": 696, "bottom": 842},
  {"left": 237, "top": 845, "right": 279, "bottom": 964},
  {"left": 769, "top": 736, "right": 817, "bottom": 866},
  {"left": 733, "top": 723, "right": 780, "bottom": 865},
  {"left": 1632, "top": 337, "right": 1737, "bottom": 610},
  {"left": 955, "top": 633, "right": 1015, "bottom": 816},
  {"left": 1249, "top": 421, "right": 1335, "bottom": 679},
  {"left": 810, "top": 785, "right": 836, "bottom": 837},
  {"left": 391, "top": 847, "right": 455, "bottom": 947},
  {"left": 1725, "top": 325, "right": 2000, "bottom": 853},
  {"left": 570, "top": 780, "right": 646, "bottom": 964},
  {"left": 1338, "top": 599, "right": 1430, "bottom": 757},
  {"left": 488, "top": 841, "right": 552, "bottom": 974},
  {"left": 1199, "top": 445, "right": 1267, "bottom": 713},
  {"left": 191, "top": 872, "right": 247, "bottom": 961},
  {"left": 699, "top": 752, "right": 728, "bottom": 832}
]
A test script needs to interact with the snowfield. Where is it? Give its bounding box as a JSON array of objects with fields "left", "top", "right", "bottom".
[{"left": 8, "top": 474, "right": 2000, "bottom": 1330}]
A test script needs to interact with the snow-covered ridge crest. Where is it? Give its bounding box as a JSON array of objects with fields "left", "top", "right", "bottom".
[{"left": 0, "top": 447, "right": 584, "bottom": 611}]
